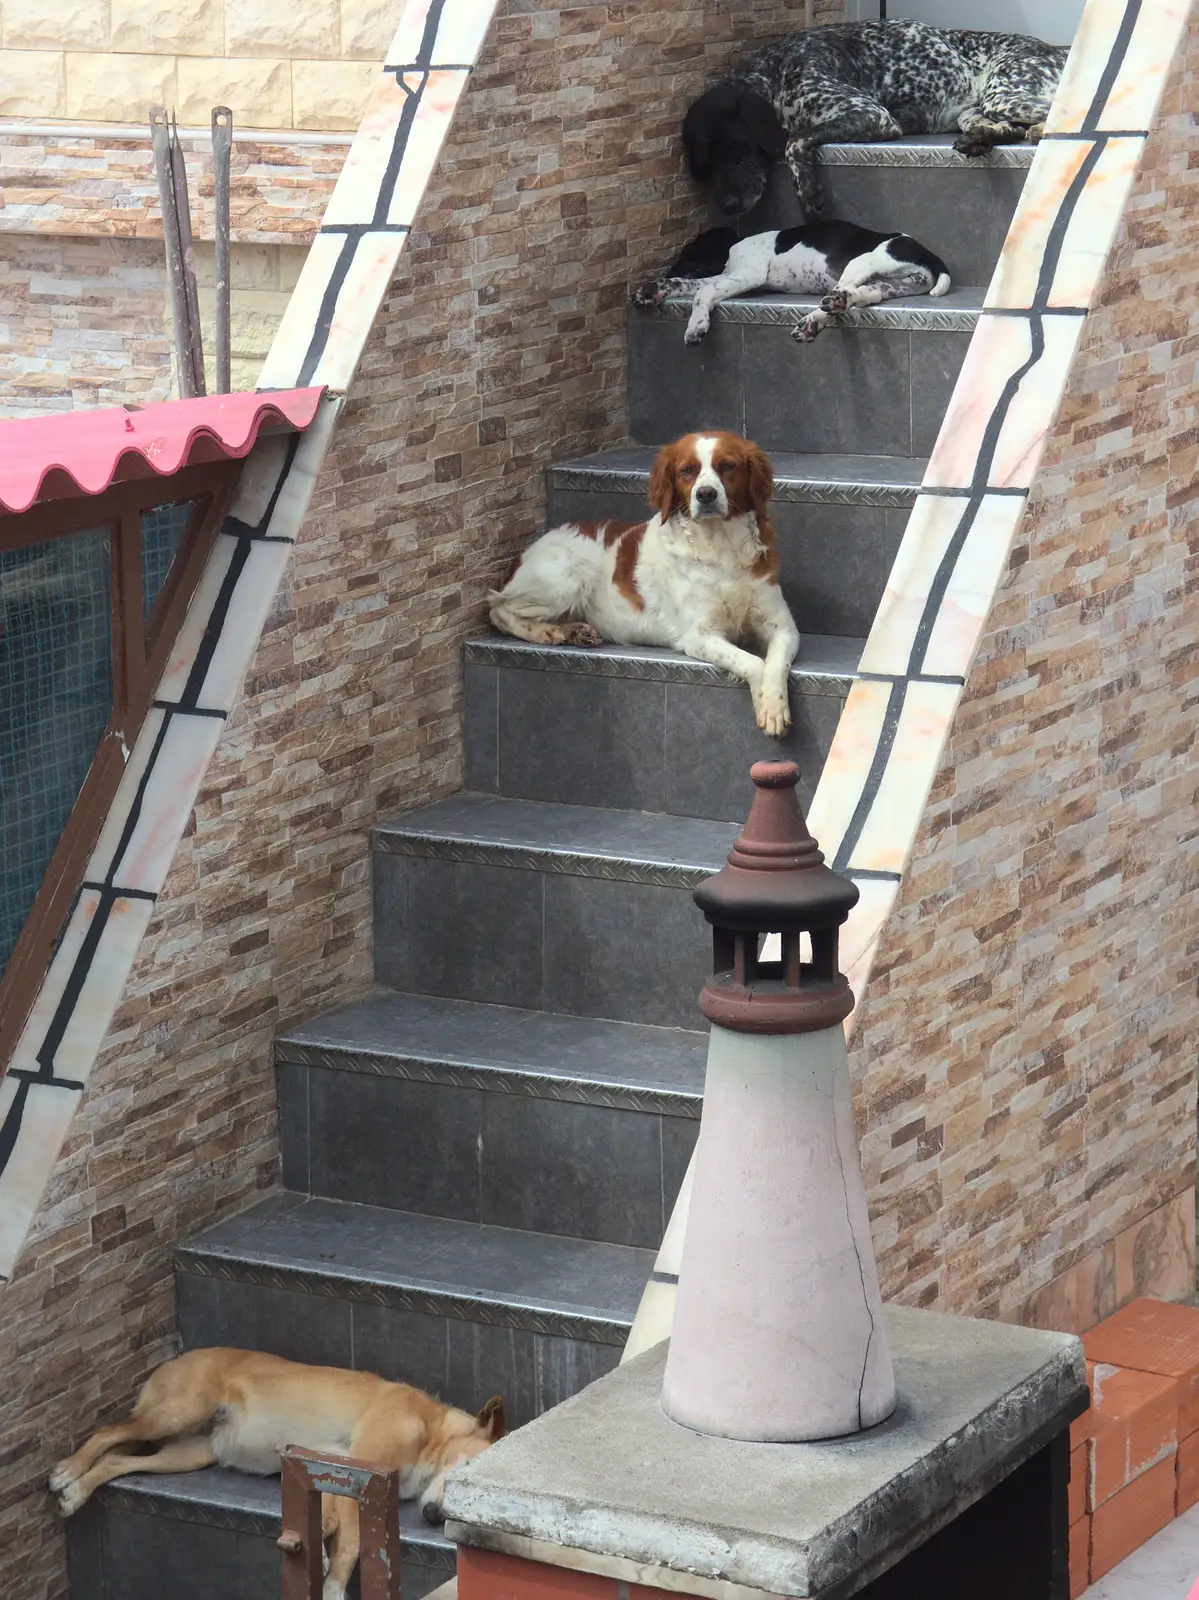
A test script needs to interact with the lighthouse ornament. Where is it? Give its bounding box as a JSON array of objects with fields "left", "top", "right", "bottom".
[{"left": 662, "top": 761, "right": 896, "bottom": 1442}]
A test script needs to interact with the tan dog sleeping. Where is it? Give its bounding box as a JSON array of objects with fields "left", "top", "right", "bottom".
[{"left": 50, "top": 1347, "right": 506, "bottom": 1600}]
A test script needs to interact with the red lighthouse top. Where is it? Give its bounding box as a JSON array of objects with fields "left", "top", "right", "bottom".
[{"left": 693, "top": 762, "right": 858, "bottom": 1034}]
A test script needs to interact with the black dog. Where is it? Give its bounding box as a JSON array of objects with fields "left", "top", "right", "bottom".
[{"left": 684, "top": 19, "right": 1068, "bottom": 219}]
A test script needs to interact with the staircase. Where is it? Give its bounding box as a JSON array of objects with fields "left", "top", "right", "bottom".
[{"left": 67, "top": 136, "right": 1033, "bottom": 1600}]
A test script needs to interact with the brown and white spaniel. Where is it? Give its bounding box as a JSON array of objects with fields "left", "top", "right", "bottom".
[{"left": 489, "top": 431, "right": 800, "bottom": 736}]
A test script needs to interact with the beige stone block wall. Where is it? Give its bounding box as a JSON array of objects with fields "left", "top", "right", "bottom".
[
  {"left": 0, "top": 0, "right": 413, "bottom": 128},
  {"left": 0, "top": 4, "right": 842, "bottom": 1594},
  {"left": 0, "top": 235, "right": 304, "bottom": 414}
]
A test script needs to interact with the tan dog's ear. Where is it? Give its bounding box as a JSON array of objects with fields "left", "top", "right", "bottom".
[
  {"left": 477, "top": 1395, "right": 508, "bottom": 1441},
  {"left": 648, "top": 442, "right": 678, "bottom": 519},
  {"left": 746, "top": 443, "right": 773, "bottom": 521}
]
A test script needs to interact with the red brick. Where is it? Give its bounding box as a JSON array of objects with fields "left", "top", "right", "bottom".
[
  {"left": 1178, "top": 1429, "right": 1199, "bottom": 1515},
  {"left": 1085, "top": 1299, "right": 1199, "bottom": 1438},
  {"left": 1069, "top": 1443, "right": 1087, "bottom": 1524},
  {"left": 458, "top": 1548, "right": 618, "bottom": 1600},
  {"left": 1091, "top": 1456, "right": 1178, "bottom": 1582},
  {"left": 1086, "top": 1364, "right": 1179, "bottom": 1508},
  {"left": 1069, "top": 1515, "right": 1090, "bottom": 1600},
  {"left": 1071, "top": 1362, "right": 1100, "bottom": 1450}
]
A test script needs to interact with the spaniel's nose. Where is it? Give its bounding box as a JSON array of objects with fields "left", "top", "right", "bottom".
[{"left": 696, "top": 485, "right": 719, "bottom": 505}]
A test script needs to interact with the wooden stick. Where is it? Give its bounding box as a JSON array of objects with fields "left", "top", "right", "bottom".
[
  {"left": 149, "top": 108, "right": 196, "bottom": 399},
  {"left": 169, "top": 113, "right": 207, "bottom": 396}
]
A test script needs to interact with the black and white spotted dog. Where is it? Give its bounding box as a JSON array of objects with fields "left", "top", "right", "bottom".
[
  {"left": 634, "top": 221, "right": 951, "bottom": 345},
  {"left": 684, "top": 20, "right": 1069, "bottom": 219}
]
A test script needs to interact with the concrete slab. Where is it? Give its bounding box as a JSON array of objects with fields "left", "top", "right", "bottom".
[{"left": 444, "top": 1305, "right": 1086, "bottom": 1598}]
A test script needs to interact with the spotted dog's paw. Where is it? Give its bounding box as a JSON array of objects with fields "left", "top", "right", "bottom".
[
  {"left": 791, "top": 315, "right": 821, "bottom": 344},
  {"left": 820, "top": 290, "right": 849, "bottom": 316},
  {"left": 683, "top": 319, "right": 710, "bottom": 346},
  {"left": 632, "top": 280, "right": 668, "bottom": 308}
]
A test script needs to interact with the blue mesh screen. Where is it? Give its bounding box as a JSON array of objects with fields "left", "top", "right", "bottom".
[
  {"left": 0, "top": 528, "right": 113, "bottom": 978},
  {"left": 140, "top": 500, "right": 195, "bottom": 624}
]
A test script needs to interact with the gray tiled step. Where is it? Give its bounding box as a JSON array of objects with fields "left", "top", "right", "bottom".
[
  {"left": 740, "top": 135, "right": 1032, "bottom": 285},
  {"left": 277, "top": 989, "right": 708, "bottom": 1113},
  {"left": 817, "top": 135, "right": 1034, "bottom": 169},
  {"left": 545, "top": 449, "right": 921, "bottom": 637},
  {"left": 276, "top": 991, "right": 703, "bottom": 1247},
  {"left": 550, "top": 446, "right": 925, "bottom": 506},
  {"left": 176, "top": 1194, "right": 647, "bottom": 1426},
  {"left": 68, "top": 1467, "right": 451, "bottom": 1600},
  {"left": 464, "top": 632, "right": 859, "bottom": 821},
  {"left": 628, "top": 289, "right": 973, "bottom": 455},
  {"left": 648, "top": 283, "right": 983, "bottom": 331},
  {"left": 373, "top": 796, "right": 730, "bottom": 1025},
  {"left": 374, "top": 794, "right": 737, "bottom": 887}
]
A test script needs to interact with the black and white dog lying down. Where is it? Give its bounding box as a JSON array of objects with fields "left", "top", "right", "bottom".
[
  {"left": 634, "top": 221, "right": 951, "bottom": 345},
  {"left": 684, "top": 20, "right": 1068, "bottom": 218}
]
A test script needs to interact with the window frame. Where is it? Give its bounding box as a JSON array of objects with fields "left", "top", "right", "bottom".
[{"left": 0, "top": 462, "right": 240, "bottom": 1062}]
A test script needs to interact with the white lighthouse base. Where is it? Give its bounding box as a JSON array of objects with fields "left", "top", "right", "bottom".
[{"left": 661, "top": 1020, "right": 896, "bottom": 1442}]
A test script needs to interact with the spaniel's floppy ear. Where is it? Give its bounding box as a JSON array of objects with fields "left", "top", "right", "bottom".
[
  {"left": 746, "top": 442, "right": 774, "bottom": 521},
  {"left": 649, "top": 442, "right": 679, "bottom": 519},
  {"left": 737, "top": 90, "right": 786, "bottom": 160},
  {"left": 476, "top": 1395, "right": 508, "bottom": 1442}
]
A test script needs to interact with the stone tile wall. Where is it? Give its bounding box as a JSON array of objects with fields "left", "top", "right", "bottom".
[
  {"left": 0, "top": 129, "right": 343, "bottom": 243},
  {"left": 0, "top": 0, "right": 395, "bottom": 130},
  {"left": 0, "top": 5, "right": 839, "bottom": 1594},
  {"left": 853, "top": 17, "right": 1199, "bottom": 1333},
  {"left": 0, "top": 127, "right": 340, "bottom": 411},
  {"left": 0, "top": 235, "right": 306, "bottom": 413}
]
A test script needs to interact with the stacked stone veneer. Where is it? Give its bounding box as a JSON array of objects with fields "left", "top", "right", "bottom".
[
  {"left": 0, "top": 4, "right": 844, "bottom": 1596},
  {"left": 0, "top": 128, "right": 342, "bottom": 412},
  {"left": 0, "top": 234, "right": 307, "bottom": 413},
  {"left": 853, "top": 16, "right": 1199, "bottom": 1332}
]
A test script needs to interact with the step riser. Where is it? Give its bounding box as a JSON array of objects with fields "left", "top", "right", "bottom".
[
  {"left": 628, "top": 318, "right": 970, "bottom": 455},
  {"left": 67, "top": 1500, "right": 451, "bottom": 1600},
  {"left": 278, "top": 1063, "right": 697, "bottom": 1250},
  {"left": 730, "top": 160, "right": 1025, "bottom": 287},
  {"left": 464, "top": 656, "right": 845, "bottom": 821},
  {"left": 545, "top": 482, "right": 909, "bottom": 639},
  {"left": 374, "top": 854, "right": 711, "bottom": 1028},
  {"left": 175, "top": 1270, "right": 623, "bottom": 1434}
]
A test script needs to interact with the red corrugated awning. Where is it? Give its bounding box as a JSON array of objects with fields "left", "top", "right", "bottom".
[{"left": 0, "top": 388, "right": 325, "bottom": 514}]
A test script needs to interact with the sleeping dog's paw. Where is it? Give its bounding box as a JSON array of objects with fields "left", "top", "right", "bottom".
[
  {"left": 792, "top": 315, "right": 822, "bottom": 344},
  {"left": 55, "top": 1482, "right": 87, "bottom": 1518},
  {"left": 560, "top": 623, "right": 602, "bottom": 648},
  {"left": 632, "top": 280, "right": 668, "bottom": 308},
  {"left": 48, "top": 1464, "right": 76, "bottom": 1495},
  {"left": 820, "top": 290, "right": 849, "bottom": 316},
  {"left": 684, "top": 317, "right": 710, "bottom": 346}
]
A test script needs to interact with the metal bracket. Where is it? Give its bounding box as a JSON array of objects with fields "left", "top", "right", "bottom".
[
  {"left": 211, "top": 107, "right": 233, "bottom": 393},
  {"left": 279, "top": 1446, "right": 402, "bottom": 1600}
]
